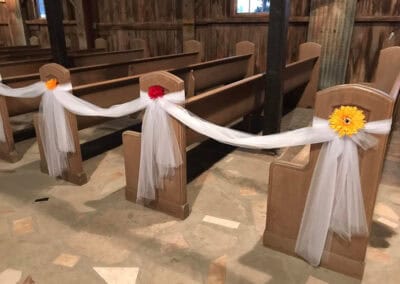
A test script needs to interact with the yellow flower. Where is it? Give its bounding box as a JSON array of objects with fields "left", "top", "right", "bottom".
[
  {"left": 45, "top": 78, "right": 58, "bottom": 90},
  {"left": 329, "top": 106, "right": 366, "bottom": 137}
]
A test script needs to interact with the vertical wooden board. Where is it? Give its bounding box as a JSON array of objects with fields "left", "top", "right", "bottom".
[
  {"left": 347, "top": 23, "right": 400, "bottom": 83},
  {"left": 356, "top": 0, "right": 400, "bottom": 16},
  {"left": 290, "top": 0, "right": 311, "bottom": 16}
]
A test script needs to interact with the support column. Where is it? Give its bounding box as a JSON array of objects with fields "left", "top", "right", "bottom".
[
  {"left": 44, "top": 0, "right": 70, "bottom": 66},
  {"left": 308, "top": 0, "right": 357, "bottom": 89},
  {"left": 263, "top": 0, "right": 290, "bottom": 135}
]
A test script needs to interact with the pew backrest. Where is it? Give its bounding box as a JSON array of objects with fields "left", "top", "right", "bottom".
[
  {"left": 0, "top": 47, "right": 145, "bottom": 77},
  {"left": 293, "top": 42, "right": 321, "bottom": 108},
  {"left": 372, "top": 46, "right": 400, "bottom": 95},
  {"left": 185, "top": 73, "right": 264, "bottom": 145}
]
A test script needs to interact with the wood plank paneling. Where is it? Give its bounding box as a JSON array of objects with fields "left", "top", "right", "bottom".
[
  {"left": 194, "top": 0, "right": 310, "bottom": 72},
  {"left": 94, "top": 0, "right": 181, "bottom": 55},
  {"left": 347, "top": 0, "right": 400, "bottom": 83},
  {"left": 348, "top": 23, "right": 400, "bottom": 83}
]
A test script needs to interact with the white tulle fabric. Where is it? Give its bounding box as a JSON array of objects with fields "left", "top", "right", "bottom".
[
  {"left": 40, "top": 87, "right": 184, "bottom": 204},
  {"left": 39, "top": 84, "right": 76, "bottom": 177},
  {"left": 23, "top": 84, "right": 392, "bottom": 267},
  {"left": 137, "top": 93, "right": 184, "bottom": 202},
  {"left": 159, "top": 101, "right": 392, "bottom": 266},
  {"left": 0, "top": 76, "right": 46, "bottom": 143}
]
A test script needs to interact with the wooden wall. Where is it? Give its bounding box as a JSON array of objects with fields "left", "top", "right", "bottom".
[
  {"left": 1, "top": 0, "right": 399, "bottom": 87},
  {"left": 22, "top": 0, "right": 81, "bottom": 48},
  {"left": 0, "top": 2, "right": 11, "bottom": 46},
  {"left": 194, "top": 0, "right": 310, "bottom": 72},
  {"left": 94, "top": 0, "right": 182, "bottom": 56},
  {"left": 347, "top": 0, "right": 400, "bottom": 83},
  {"left": 0, "top": 0, "right": 27, "bottom": 46}
]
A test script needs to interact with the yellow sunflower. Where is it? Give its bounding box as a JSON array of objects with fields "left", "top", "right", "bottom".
[
  {"left": 328, "top": 106, "right": 366, "bottom": 137},
  {"left": 45, "top": 78, "right": 58, "bottom": 90}
]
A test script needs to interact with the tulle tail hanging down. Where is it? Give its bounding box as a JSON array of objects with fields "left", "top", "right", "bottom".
[
  {"left": 295, "top": 134, "right": 374, "bottom": 266},
  {"left": 39, "top": 90, "right": 75, "bottom": 177},
  {"left": 137, "top": 100, "right": 183, "bottom": 202}
]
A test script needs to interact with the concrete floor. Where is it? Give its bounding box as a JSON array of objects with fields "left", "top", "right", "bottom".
[{"left": 0, "top": 108, "right": 399, "bottom": 284}]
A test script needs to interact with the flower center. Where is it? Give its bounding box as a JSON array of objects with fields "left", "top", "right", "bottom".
[
  {"left": 148, "top": 85, "right": 165, "bottom": 99},
  {"left": 343, "top": 117, "right": 352, "bottom": 125},
  {"left": 45, "top": 79, "right": 58, "bottom": 90}
]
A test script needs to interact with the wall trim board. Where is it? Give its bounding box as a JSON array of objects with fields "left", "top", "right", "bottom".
[
  {"left": 25, "top": 19, "right": 77, "bottom": 26},
  {"left": 195, "top": 17, "right": 309, "bottom": 25},
  {"left": 95, "top": 22, "right": 182, "bottom": 31},
  {"left": 355, "top": 16, "right": 400, "bottom": 23}
]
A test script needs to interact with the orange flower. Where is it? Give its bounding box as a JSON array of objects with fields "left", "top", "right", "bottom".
[
  {"left": 45, "top": 78, "right": 58, "bottom": 90},
  {"left": 329, "top": 106, "right": 366, "bottom": 137}
]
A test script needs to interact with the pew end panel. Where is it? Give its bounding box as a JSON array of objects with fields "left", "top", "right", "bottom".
[
  {"left": 95, "top": 38, "right": 107, "bottom": 50},
  {"left": 131, "top": 39, "right": 149, "bottom": 58},
  {"left": 183, "top": 40, "right": 204, "bottom": 63},
  {"left": 124, "top": 71, "right": 189, "bottom": 219},
  {"left": 124, "top": 72, "right": 264, "bottom": 219},
  {"left": 296, "top": 42, "right": 321, "bottom": 108},
  {"left": 0, "top": 95, "right": 19, "bottom": 162},
  {"left": 371, "top": 46, "right": 400, "bottom": 94},
  {"left": 33, "top": 63, "right": 88, "bottom": 184},
  {"left": 264, "top": 84, "right": 395, "bottom": 279},
  {"left": 235, "top": 41, "right": 255, "bottom": 77}
]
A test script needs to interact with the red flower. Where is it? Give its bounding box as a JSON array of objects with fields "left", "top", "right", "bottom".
[{"left": 148, "top": 85, "right": 165, "bottom": 99}]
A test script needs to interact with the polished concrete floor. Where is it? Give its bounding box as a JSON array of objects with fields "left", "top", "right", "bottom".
[{"left": 0, "top": 109, "right": 399, "bottom": 283}]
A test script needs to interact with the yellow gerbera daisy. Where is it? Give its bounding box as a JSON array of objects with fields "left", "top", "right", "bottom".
[
  {"left": 328, "top": 106, "right": 366, "bottom": 137},
  {"left": 45, "top": 78, "right": 58, "bottom": 90}
]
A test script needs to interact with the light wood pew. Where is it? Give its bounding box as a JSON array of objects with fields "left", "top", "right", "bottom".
[
  {"left": 121, "top": 49, "right": 320, "bottom": 219},
  {"left": 0, "top": 45, "right": 40, "bottom": 52},
  {"left": 288, "top": 42, "right": 321, "bottom": 108},
  {"left": 362, "top": 46, "right": 400, "bottom": 125},
  {"left": 0, "top": 39, "right": 147, "bottom": 77},
  {"left": 0, "top": 48, "right": 106, "bottom": 61},
  {"left": 31, "top": 41, "right": 256, "bottom": 184},
  {"left": 123, "top": 71, "right": 264, "bottom": 219},
  {"left": 263, "top": 81, "right": 399, "bottom": 279},
  {"left": 0, "top": 40, "right": 204, "bottom": 162}
]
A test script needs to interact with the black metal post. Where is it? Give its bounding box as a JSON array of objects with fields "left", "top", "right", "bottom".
[
  {"left": 43, "top": 0, "right": 70, "bottom": 66},
  {"left": 263, "top": 0, "right": 290, "bottom": 135}
]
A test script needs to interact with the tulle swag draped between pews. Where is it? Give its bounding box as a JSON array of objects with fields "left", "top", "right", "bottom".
[
  {"left": 0, "top": 77, "right": 47, "bottom": 143},
  {"left": 0, "top": 79, "right": 392, "bottom": 268}
]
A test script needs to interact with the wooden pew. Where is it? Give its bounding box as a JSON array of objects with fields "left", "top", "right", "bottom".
[
  {"left": 31, "top": 41, "right": 256, "bottom": 184},
  {"left": 0, "top": 48, "right": 106, "bottom": 61},
  {"left": 362, "top": 46, "right": 400, "bottom": 125},
  {"left": 0, "top": 40, "right": 204, "bottom": 162},
  {"left": 0, "top": 45, "right": 40, "bottom": 52},
  {"left": 263, "top": 82, "right": 399, "bottom": 279},
  {"left": 285, "top": 42, "right": 321, "bottom": 109},
  {"left": 122, "top": 46, "right": 320, "bottom": 219},
  {"left": 0, "top": 39, "right": 147, "bottom": 77}
]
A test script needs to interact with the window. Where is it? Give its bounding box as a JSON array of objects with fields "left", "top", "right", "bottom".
[
  {"left": 37, "top": 0, "right": 46, "bottom": 19},
  {"left": 235, "top": 0, "right": 270, "bottom": 14}
]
